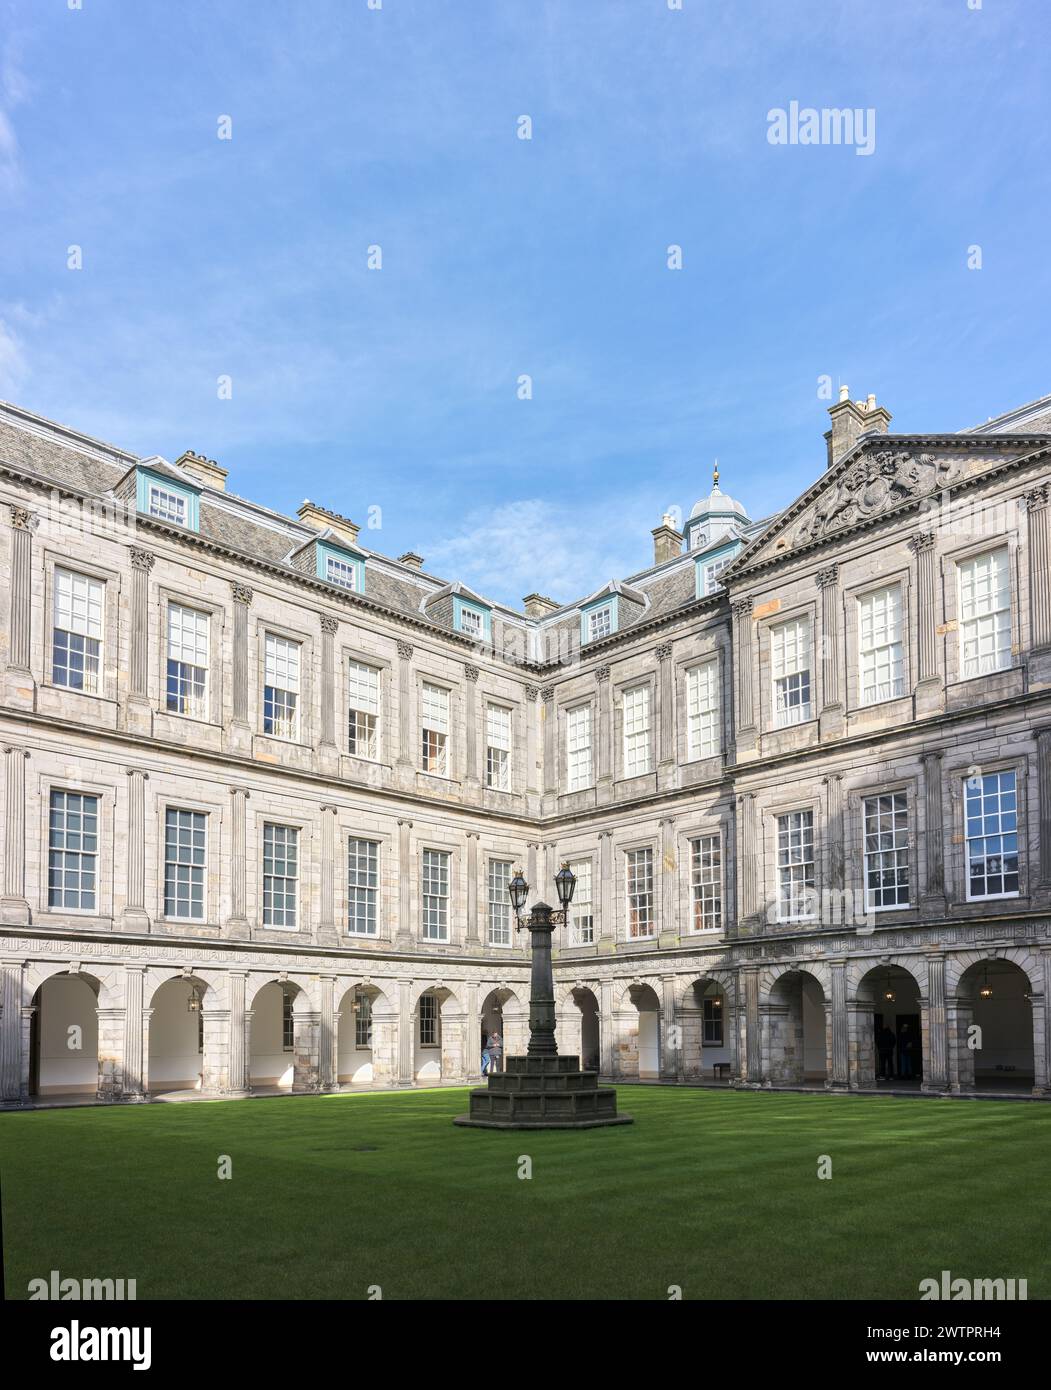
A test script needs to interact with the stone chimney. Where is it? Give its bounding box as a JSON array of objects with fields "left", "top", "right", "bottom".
[
  {"left": 825, "top": 386, "right": 892, "bottom": 468},
  {"left": 297, "top": 500, "right": 360, "bottom": 549},
  {"left": 523, "top": 593, "right": 560, "bottom": 618},
  {"left": 651, "top": 513, "right": 684, "bottom": 565},
  {"left": 175, "top": 450, "right": 227, "bottom": 492},
  {"left": 398, "top": 551, "right": 425, "bottom": 570}
]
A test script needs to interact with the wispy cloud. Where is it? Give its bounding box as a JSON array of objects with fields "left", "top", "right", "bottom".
[{"left": 0, "top": 316, "right": 27, "bottom": 395}]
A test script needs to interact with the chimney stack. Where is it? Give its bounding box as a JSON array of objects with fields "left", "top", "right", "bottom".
[
  {"left": 523, "top": 593, "right": 560, "bottom": 618},
  {"left": 398, "top": 551, "right": 425, "bottom": 570},
  {"left": 175, "top": 450, "right": 227, "bottom": 492},
  {"left": 297, "top": 499, "right": 360, "bottom": 549},
  {"left": 825, "top": 386, "right": 892, "bottom": 469},
  {"left": 651, "top": 513, "right": 684, "bottom": 566}
]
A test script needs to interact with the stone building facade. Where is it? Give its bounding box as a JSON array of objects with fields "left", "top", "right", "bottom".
[{"left": 1, "top": 386, "right": 1050, "bottom": 1104}]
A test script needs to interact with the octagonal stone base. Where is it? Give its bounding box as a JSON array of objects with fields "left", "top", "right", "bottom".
[{"left": 454, "top": 1055, "right": 632, "bottom": 1130}]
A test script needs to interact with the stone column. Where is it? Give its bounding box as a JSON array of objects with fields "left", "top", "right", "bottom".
[
  {"left": 464, "top": 980, "right": 481, "bottom": 1080},
  {"left": 526, "top": 842, "right": 538, "bottom": 896},
  {"left": 731, "top": 598, "right": 755, "bottom": 736},
  {"left": 909, "top": 532, "right": 942, "bottom": 713},
  {"left": 660, "top": 816, "right": 677, "bottom": 941},
  {"left": 229, "top": 584, "right": 253, "bottom": 750},
  {"left": 1026, "top": 484, "right": 1051, "bottom": 651},
  {"left": 201, "top": 1005, "right": 227, "bottom": 1094},
  {"left": 96, "top": 1003, "right": 126, "bottom": 1101},
  {"left": 598, "top": 978, "right": 614, "bottom": 1078},
  {"left": 828, "top": 959, "right": 848, "bottom": 1089},
  {"left": 656, "top": 643, "right": 675, "bottom": 772},
  {"left": 661, "top": 973, "right": 680, "bottom": 1080},
  {"left": 227, "top": 972, "right": 249, "bottom": 1096},
  {"left": 318, "top": 805, "right": 338, "bottom": 945},
  {"left": 737, "top": 793, "right": 758, "bottom": 929},
  {"left": 1037, "top": 728, "right": 1051, "bottom": 891},
  {"left": 465, "top": 831, "right": 480, "bottom": 947},
  {"left": 816, "top": 565, "right": 842, "bottom": 732},
  {"left": 126, "top": 547, "right": 154, "bottom": 733},
  {"left": 319, "top": 975, "right": 337, "bottom": 1091},
  {"left": 397, "top": 980, "right": 414, "bottom": 1085},
  {"left": 1, "top": 745, "right": 30, "bottom": 924},
  {"left": 921, "top": 750, "right": 946, "bottom": 912},
  {"left": 396, "top": 642, "right": 414, "bottom": 782},
  {"left": 541, "top": 685, "right": 556, "bottom": 801},
  {"left": 598, "top": 830, "right": 614, "bottom": 947},
  {"left": 524, "top": 685, "right": 540, "bottom": 799},
  {"left": 923, "top": 954, "right": 949, "bottom": 1093},
  {"left": 292, "top": 1007, "right": 322, "bottom": 1092},
  {"left": 396, "top": 820, "right": 413, "bottom": 949},
  {"left": 121, "top": 769, "right": 150, "bottom": 931},
  {"left": 464, "top": 664, "right": 480, "bottom": 791},
  {"left": 4, "top": 507, "right": 35, "bottom": 709},
  {"left": 1041, "top": 949, "right": 1051, "bottom": 1096},
  {"left": 742, "top": 966, "right": 761, "bottom": 1084},
  {"left": 0, "top": 959, "right": 26, "bottom": 1102},
  {"left": 122, "top": 966, "right": 147, "bottom": 1100},
  {"left": 319, "top": 616, "right": 339, "bottom": 772},
  {"left": 596, "top": 667, "right": 612, "bottom": 794},
  {"left": 225, "top": 787, "right": 249, "bottom": 937},
  {"left": 824, "top": 774, "right": 844, "bottom": 893}
]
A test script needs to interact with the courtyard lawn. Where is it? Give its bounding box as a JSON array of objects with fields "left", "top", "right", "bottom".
[{"left": 1, "top": 1086, "right": 1047, "bottom": 1301}]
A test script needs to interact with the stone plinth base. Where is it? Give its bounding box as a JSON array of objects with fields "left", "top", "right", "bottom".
[{"left": 454, "top": 1054, "right": 632, "bottom": 1130}]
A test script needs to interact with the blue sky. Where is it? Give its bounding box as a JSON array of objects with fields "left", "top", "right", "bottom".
[{"left": 1, "top": 0, "right": 1049, "bottom": 606}]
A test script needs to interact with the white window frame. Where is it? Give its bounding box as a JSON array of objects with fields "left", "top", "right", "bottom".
[
  {"left": 858, "top": 586, "right": 904, "bottom": 706},
  {"left": 419, "top": 993, "right": 440, "bottom": 1047},
  {"left": 689, "top": 833, "right": 722, "bottom": 933},
  {"left": 347, "top": 837, "right": 379, "bottom": 936},
  {"left": 52, "top": 568, "right": 104, "bottom": 695},
  {"left": 47, "top": 789, "right": 101, "bottom": 913},
  {"left": 686, "top": 660, "right": 719, "bottom": 761},
  {"left": 165, "top": 603, "right": 210, "bottom": 720},
  {"left": 862, "top": 792, "right": 910, "bottom": 912},
  {"left": 421, "top": 847, "right": 450, "bottom": 940},
  {"left": 626, "top": 846, "right": 655, "bottom": 939},
  {"left": 347, "top": 660, "right": 381, "bottom": 761},
  {"left": 485, "top": 703, "right": 512, "bottom": 791},
  {"left": 622, "top": 684, "right": 652, "bottom": 778},
  {"left": 566, "top": 704, "right": 593, "bottom": 792},
  {"left": 262, "top": 822, "right": 299, "bottom": 928},
  {"left": 964, "top": 770, "right": 1020, "bottom": 902},
  {"left": 487, "top": 859, "right": 513, "bottom": 946},
  {"left": 776, "top": 810, "right": 815, "bottom": 921},
  {"left": 587, "top": 603, "right": 613, "bottom": 641},
  {"left": 567, "top": 858, "right": 594, "bottom": 944},
  {"left": 263, "top": 632, "right": 301, "bottom": 740},
  {"left": 957, "top": 548, "right": 1011, "bottom": 680},
  {"left": 325, "top": 554, "right": 359, "bottom": 591},
  {"left": 148, "top": 484, "right": 187, "bottom": 525},
  {"left": 163, "top": 807, "right": 207, "bottom": 921},
  {"left": 421, "top": 682, "right": 450, "bottom": 777},
  {"left": 772, "top": 617, "right": 812, "bottom": 728}
]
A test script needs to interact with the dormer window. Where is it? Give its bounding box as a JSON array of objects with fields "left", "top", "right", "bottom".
[
  {"left": 315, "top": 541, "right": 365, "bottom": 595},
  {"left": 453, "top": 595, "right": 491, "bottom": 638},
  {"left": 460, "top": 607, "right": 483, "bottom": 637},
  {"left": 133, "top": 466, "right": 200, "bottom": 532},
  {"left": 325, "top": 555, "right": 359, "bottom": 591},
  {"left": 582, "top": 598, "right": 617, "bottom": 643}
]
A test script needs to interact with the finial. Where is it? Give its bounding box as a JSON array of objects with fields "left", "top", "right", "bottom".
[{"left": 713, "top": 459, "right": 720, "bottom": 488}]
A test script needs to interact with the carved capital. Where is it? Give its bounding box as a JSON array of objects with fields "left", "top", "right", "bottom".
[
  {"left": 10, "top": 506, "right": 34, "bottom": 531},
  {"left": 125, "top": 768, "right": 149, "bottom": 780},
  {"left": 397, "top": 641, "right": 414, "bottom": 661},
  {"left": 654, "top": 643, "right": 672, "bottom": 662},
  {"left": 524, "top": 684, "right": 540, "bottom": 701},
  {"left": 540, "top": 685, "right": 555, "bottom": 702},
  {"left": 594, "top": 666, "right": 610, "bottom": 683},
  {"left": 731, "top": 598, "right": 753, "bottom": 619},
  {"left": 908, "top": 531, "right": 936, "bottom": 555},
  {"left": 232, "top": 583, "right": 254, "bottom": 606},
  {"left": 320, "top": 616, "right": 339, "bottom": 635},
  {"left": 815, "top": 565, "right": 839, "bottom": 590},
  {"left": 464, "top": 663, "right": 480, "bottom": 682},
  {"left": 129, "top": 547, "right": 155, "bottom": 572},
  {"left": 229, "top": 786, "right": 250, "bottom": 799},
  {"left": 1025, "top": 483, "right": 1050, "bottom": 511}
]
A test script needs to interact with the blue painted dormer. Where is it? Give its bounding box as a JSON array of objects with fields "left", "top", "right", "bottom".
[
  {"left": 580, "top": 594, "right": 618, "bottom": 644},
  {"left": 454, "top": 594, "right": 491, "bottom": 639},
  {"left": 695, "top": 539, "right": 743, "bottom": 598},
  {"left": 136, "top": 466, "right": 200, "bottom": 531},
  {"left": 317, "top": 538, "right": 366, "bottom": 594}
]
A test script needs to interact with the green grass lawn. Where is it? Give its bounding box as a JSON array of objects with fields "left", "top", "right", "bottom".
[{"left": 1, "top": 1086, "right": 1047, "bottom": 1300}]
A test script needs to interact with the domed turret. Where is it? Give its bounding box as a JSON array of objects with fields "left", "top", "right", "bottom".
[{"left": 684, "top": 463, "right": 750, "bottom": 551}]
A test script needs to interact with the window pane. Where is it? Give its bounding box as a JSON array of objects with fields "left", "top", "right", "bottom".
[
  {"left": 488, "top": 860, "right": 512, "bottom": 945},
  {"left": 347, "top": 838, "right": 379, "bottom": 935},
  {"left": 48, "top": 790, "right": 100, "bottom": 911},
  {"left": 164, "top": 808, "right": 207, "bottom": 919}
]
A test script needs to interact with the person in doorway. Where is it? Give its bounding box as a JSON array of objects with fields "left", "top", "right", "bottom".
[
  {"left": 488, "top": 1029, "right": 503, "bottom": 1075},
  {"left": 876, "top": 1024, "right": 896, "bottom": 1080},
  {"left": 480, "top": 1031, "right": 491, "bottom": 1076},
  {"left": 898, "top": 1023, "right": 915, "bottom": 1079}
]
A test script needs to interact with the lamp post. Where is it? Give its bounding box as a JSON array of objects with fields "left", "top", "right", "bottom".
[{"left": 454, "top": 863, "right": 631, "bottom": 1129}]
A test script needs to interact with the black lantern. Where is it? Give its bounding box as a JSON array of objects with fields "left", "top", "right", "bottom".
[
  {"left": 554, "top": 862, "right": 577, "bottom": 912},
  {"left": 508, "top": 867, "right": 530, "bottom": 919}
]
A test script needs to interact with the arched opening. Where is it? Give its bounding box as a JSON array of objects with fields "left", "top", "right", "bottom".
[
  {"left": 765, "top": 970, "right": 827, "bottom": 1086},
  {"left": 337, "top": 984, "right": 380, "bottom": 1086},
  {"left": 575, "top": 987, "right": 600, "bottom": 1073},
  {"left": 249, "top": 980, "right": 303, "bottom": 1092},
  {"left": 147, "top": 977, "right": 207, "bottom": 1094},
  {"left": 29, "top": 973, "right": 100, "bottom": 1098},
  {"left": 617, "top": 983, "right": 661, "bottom": 1080},
  {"left": 957, "top": 959, "right": 1035, "bottom": 1092},
  {"left": 854, "top": 965, "right": 923, "bottom": 1088},
  {"left": 412, "top": 987, "right": 463, "bottom": 1083},
  {"left": 681, "top": 977, "right": 731, "bottom": 1081}
]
